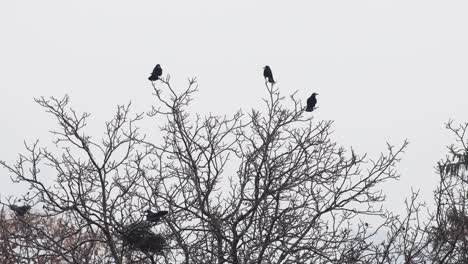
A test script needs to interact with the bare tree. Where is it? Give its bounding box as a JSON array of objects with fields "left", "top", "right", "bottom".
[
  {"left": 359, "top": 121, "right": 468, "bottom": 264},
  {"left": 0, "top": 205, "right": 107, "bottom": 263},
  {"left": 144, "top": 76, "right": 408, "bottom": 263},
  {"left": 0, "top": 97, "right": 168, "bottom": 263},
  {"left": 1, "top": 69, "right": 412, "bottom": 263},
  {"left": 428, "top": 121, "right": 468, "bottom": 263}
]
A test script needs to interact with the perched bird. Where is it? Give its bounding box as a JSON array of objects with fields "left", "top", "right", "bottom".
[
  {"left": 9, "top": 204, "right": 31, "bottom": 217},
  {"left": 146, "top": 210, "right": 168, "bottom": 223},
  {"left": 306, "top": 93, "right": 318, "bottom": 112},
  {"left": 263, "top": 65, "right": 275, "bottom": 84},
  {"left": 148, "top": 64, "right": 163, "bottom": 81}
]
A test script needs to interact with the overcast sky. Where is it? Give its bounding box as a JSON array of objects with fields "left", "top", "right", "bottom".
[{"left": 1, "top": 1, "right": 467, "bottom": 210}]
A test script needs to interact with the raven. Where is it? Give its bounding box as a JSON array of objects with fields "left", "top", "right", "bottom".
[
  {"left": 9, "top": 204, "right": 31, "bottom": 217},
  {"left": 263, "top": 65, "right": 275, "bottom": 84},
  {"left": 146, "top": 210, "right": 169, "bottom": 223},
  {"left": 148, "top": 64, "right": 162, "bottom": 81},
  {"left": 306, "top": 93, "right": 318, "bottom": 112}
]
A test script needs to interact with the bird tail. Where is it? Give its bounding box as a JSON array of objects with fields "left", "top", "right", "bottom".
[
  {"left": 148, "top": 75, "right": 159, "bottom": 81},
  {"left": 305, "top": 106, "right": 314, "bottom": 112}
]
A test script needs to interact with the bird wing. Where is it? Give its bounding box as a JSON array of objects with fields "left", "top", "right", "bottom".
[{"left": 154, "top": 211, "right": 168, "bottom": 217}]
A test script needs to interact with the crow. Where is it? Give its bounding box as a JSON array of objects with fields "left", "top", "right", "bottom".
[
  {"left": 148, "top": 64, "right": 162, "bottom": 81},
  {"left": 146, "top": 210, "right": 168, "bottom": 223},
  {"left": 306, "top": 93, "right": 318, "bottom": 112},
  {"left": 263, "top": 65, "right": 275, "bottom": 84},
  {"left": 9, "top": 204, "right": 31, "bottom": 217}
]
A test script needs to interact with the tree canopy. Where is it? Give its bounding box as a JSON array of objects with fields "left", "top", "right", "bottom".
[{"left": 1, "top": 70, "right": 467, "bottom": 263}]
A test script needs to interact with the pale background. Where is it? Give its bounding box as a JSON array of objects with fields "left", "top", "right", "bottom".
[{"left": 1, "top": 1, "right": 467, "bottom": 213}]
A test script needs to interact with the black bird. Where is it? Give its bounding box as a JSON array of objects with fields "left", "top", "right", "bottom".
[
  {"left": 263, "top": 65, "right": 275, "bottom": 84},
  {"left": 148, "top": 64, "right": 162, "bottom": 81},
  {"left": 306, "top": 93, "right": 318, "bottom": 112},
  {"left": 146, "top": 210, "right": 168, "bottom": 223},
  {"left": 9, "top": 204, "right": 31, "bottom": 217}
]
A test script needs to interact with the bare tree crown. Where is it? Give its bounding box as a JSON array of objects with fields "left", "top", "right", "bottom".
[{"left": 2, "top": 69, "right": 464, "bottom": 263}]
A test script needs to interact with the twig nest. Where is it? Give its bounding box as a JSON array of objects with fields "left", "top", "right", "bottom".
[{"left": 122, "top": 221, "right": 166, "bottom": 254}]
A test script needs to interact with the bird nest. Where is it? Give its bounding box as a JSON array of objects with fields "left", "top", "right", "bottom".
[{"left": 121, "top": 222, "right": 166, "bottom": 254}]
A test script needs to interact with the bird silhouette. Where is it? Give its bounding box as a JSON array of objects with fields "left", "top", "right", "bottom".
[
  {"left": 148, "top": 64, "right": 162, "bottom": 81},
  {"left": 263, "top": 65, "right": 275, "bottom": 84},
  {"left": 146, "top": 210, "right": 168, "bottom": 223},
  {"left": 9, "top": 204, "right": 31, "bottom": 217},
  {"left": 306, "top": 93, "right": 318, "bottom": 112}
]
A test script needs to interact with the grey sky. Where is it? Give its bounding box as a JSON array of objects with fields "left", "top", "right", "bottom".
[{"left": 1, "top": 1, "right": 467, "bottom": 210}]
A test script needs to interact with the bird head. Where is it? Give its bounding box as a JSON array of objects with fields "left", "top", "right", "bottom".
[{"left": 312, "top": 93, "right": 318, "bottom": 96}]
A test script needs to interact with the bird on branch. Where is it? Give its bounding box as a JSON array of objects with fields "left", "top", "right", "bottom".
[
  {"left": 263, "top": 65, "right": 275, "bottom": 84},
  {"left": 306, "top": 93, "right": 318, "bottom": 112},
  {"left": 146, "top": 210, "right": 169, "bottom": 223},
  {"left": 9, "top": 204, "right": 31, "bottom": 217},
  {"left": 148, "top": 64, "right": 163, "bottom": 81}
]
